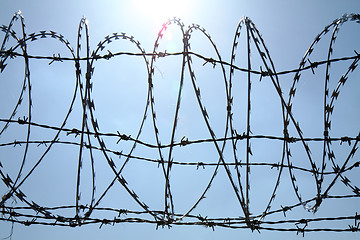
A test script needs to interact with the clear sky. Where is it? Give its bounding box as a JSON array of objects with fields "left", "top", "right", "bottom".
[{"left": 0, "top": 0, "right": 360, "bottom": 239}]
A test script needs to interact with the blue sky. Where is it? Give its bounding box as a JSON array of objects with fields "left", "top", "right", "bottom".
[{"left": 1, "top": 0, "right": 360, "bottom": 239}]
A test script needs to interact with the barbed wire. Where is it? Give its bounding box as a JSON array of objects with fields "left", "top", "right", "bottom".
[{"left": 0, "top": 11, "right": 360, "bottom": 234}]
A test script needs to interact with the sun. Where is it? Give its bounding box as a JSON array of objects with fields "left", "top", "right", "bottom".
[{"left": 132, "top": 0, "right": 191, "bottom": 27}]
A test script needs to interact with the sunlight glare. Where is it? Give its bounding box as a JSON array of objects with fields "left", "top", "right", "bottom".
[{"left": 133, "top": 0, "right": 191, "bottom": 27}]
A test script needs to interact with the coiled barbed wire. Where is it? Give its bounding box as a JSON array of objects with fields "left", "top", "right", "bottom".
[{"left": 0, "top": 11, "right": 360, "bottom": 234}]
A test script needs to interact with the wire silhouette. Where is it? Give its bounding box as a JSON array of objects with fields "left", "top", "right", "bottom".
[{"left": 0, "top": 11, "right": 360, "bottom": 235}]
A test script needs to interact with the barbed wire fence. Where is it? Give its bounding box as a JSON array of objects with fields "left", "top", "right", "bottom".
[{"left": 0, "top": 11, "right": 360, "bottom": 235}]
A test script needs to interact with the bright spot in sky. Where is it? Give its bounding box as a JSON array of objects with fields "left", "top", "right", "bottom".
[
  {"left": 133, "top": 0, "right": 191, "bottom": 26},
  {"left": 165, "top": 31, "right": 172, "bottom": 41}
]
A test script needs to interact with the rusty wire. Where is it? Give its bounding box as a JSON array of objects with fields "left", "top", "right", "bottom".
[{"left": 0, "top": 11, "right": 360, "bottom": 234}]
